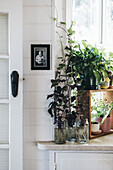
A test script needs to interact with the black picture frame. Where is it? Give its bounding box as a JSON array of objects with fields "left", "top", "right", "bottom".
[{"left": 31, "top": 44, "right": 50, "bottom": 70}]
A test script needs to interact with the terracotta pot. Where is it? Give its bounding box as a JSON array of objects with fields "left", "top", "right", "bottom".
[
  {"left": 100, "top": 117, "right": 110, "bottom": 133},
  {"left": 96, "top": 117, "right": 101, "bottom": 124}
]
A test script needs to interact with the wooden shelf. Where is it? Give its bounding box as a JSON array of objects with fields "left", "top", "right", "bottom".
[
  {"left": 91, "top": 129, "right": 113, "bottom": 139},
  {"left": 81, "top": 90, "right": 113, "bottom": 139},
  {"left": 90, "top": 89, "right": 113, "bottom": 92}
]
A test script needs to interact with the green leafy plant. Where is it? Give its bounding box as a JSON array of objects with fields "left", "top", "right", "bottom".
[
  {"left": 47, "top": 18, "right": 113, "bottom": 126},
  {"left": 91, "top": 93, "right": 113, "bottom": 124},
  {"left": 66, "top": 40, "right": 113, "bottom": 90}
]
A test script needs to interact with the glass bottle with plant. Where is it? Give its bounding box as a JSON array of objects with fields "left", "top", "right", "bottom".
[{"left": 47, "top": 17, "right": 113, "bottom": 142}]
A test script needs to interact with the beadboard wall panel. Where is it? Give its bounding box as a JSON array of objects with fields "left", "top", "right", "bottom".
[
  {"left": 24, "top": 108, "right": 52, "bottom": 126},
  {"left": 23, "top": 75, "right": 52, "bottom": 91},
  {"left": 56, "top": 0, "right": 66, "bottom": 9},
  {"left": 23, "top": 0, "right": 66, "bottom": 170},
  {"left": 23, "top": 24, "right": 51, "bottom": 42},
  {"left": 24, "top": 125, "right": 52, "bottom": 142},
  {"left": 24, "top": 143, "right": 49, "bottom": 160},
  {"left": 23, "top": 6, "right": 51, "bottom": 24},
  {"left": 23, "top": 160, "right": 49, "bottom": 170},
  {"left": 23, "top": 0, "right": 51, "bottom": 6},
  {"left": 24, "top": 91, "right": 51, "bottom": 109}
]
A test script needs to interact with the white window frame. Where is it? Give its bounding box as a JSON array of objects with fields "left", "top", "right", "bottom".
[{"left": 66, "top": 0, "right": 113, "bottom": 52}]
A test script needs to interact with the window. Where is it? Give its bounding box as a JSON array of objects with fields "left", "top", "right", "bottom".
[{"left": 72, "top": 0, "right": 113, "bottom": 51}]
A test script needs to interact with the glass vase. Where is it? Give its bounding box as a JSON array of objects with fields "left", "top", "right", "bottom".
[
  {"left": 76, "top": 125, "right": 89, "bottom": 143},
  {"left": 66, "top": 125, "right": 76, "bottom": 142},
  {"left": 54, "top": 122, "right": 66, "bottom": 144}
]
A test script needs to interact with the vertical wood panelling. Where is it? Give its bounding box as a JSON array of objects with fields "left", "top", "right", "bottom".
[
  {"left": 23, "top": 0, "right": 54, "bottom": 170},
  {"left": 56, "top": 152, "right": 113, "bottom": 170},
  {"left": 23, "top": 0, "right": 66, "bottom": 170}
]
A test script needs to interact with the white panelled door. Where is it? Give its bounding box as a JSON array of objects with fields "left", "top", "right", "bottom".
[{"left": 0, "top": 0, "right": 23, "bottom": 170}]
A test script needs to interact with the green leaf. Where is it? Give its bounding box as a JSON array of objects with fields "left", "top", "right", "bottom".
[
  {"left": 72, "top": 21, "right": 76, "bottom": 25},
  {"left": 62, "top": 86, "right": 68, "bottom": 91},
  {"left": 82, "top": 40, "right": 87, "bottom": 48},
  {"left": 71, "top": 96, "right": 76, "bottom": 102},
  {"left": 68, "top": 28, "right": 75, "bottom": 35},
  {"left": 93, "top": 47, "right": 99, "bottom": 55},
  {"left": 57, "top": 57, "right": 63, "bottom": 59},
  {"left": 68, "top": 39, "right": 75, "bottom": 44},
  {"left": 93, "top": 71, "right": 101, "bottom": 82},
  {"left": 48, "top": 108, "right": 53, "bottom": 117},
  {"left": 47, "top": 94, "right": 54, "bottom": 99},
  {"left": 51, "top": 79, "right": 60, "bottom": 87},
  {"left": 59, "top": 64, "right": 65, "bottom": 68},
  {"left": 60, "top": 21, "right": 66, "bottom": 25},
  {"left": 53, "top": 17, "right": 57, "bottom": 21}
]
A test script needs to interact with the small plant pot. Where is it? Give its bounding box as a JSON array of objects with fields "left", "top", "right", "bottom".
[
  {"left": 100, "top": 117, "right": 111, "bottom": 133},
  {"left": 91, "top": 122, "right": 100, "bottom": 132}
]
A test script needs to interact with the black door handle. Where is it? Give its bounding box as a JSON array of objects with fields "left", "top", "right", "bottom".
[{"left": 11, "top": 71, "right": 19, "bottom": 97}]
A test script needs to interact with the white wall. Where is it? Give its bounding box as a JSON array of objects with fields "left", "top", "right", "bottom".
[{"left": 23, "top": 0, "right": 66, "bottom": 169}]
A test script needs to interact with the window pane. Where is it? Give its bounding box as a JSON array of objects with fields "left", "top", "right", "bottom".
[
  {"left": 72, "top": 0, "right": 98, "bottom": 43},
  {"left": 0, "top": 60, "right": 9, "bottom": 99},
  {"left": 0, "top": 104, "right": 9, "bottom": 144},
  {"left": 105, "top": 0, "right": 113, "bottom": 49},
  {"left": 0, "top": 14, "right": 8, "bottom": 55},
  {"left": 0, "top": 149, "right": 9, "bottom": 170}
]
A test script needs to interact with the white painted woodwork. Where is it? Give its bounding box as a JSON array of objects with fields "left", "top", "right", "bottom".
[
  {"left": 0, "top": 14, "right": 8, "bottom": 55},
  {"left": 0, "top": 0, "right": 23, "bottom": 170},
  {"left": 24, "top": 108, "right": 51, "bottom": 125},
  {"left": 55, "top": 0, "right": 66, "bottom": 8},
  {"left": 24, "top": 125, "right": 52, "bottom": 142},
  {"left": 24, "top": 160, "right": 49, "bottom": 170},
  {"left": 23, "top": 0, "right": 64, "bottom": 170},
  {"left": 23, "top": 6, "right": 51, "bottom": 24},
  {"left": 0, "top": 55, "right": 9, "bottom": 59},
  {"left": 23, "top": 24, "right": 51, "bottom": 41},
  {"left": 23, "top": 75, "right": 52, "bottom": 92},
  {"left": 23, "top": 0, "right": 51, "bottom": 6},
  {"left": 0, "top": 99, "right": 9, "bottom": 104},
  {"left": 49, "top": 152, "right": 113, "bottom": 170},
  {"left": 24, "top": 142, "right": 49, "bottom": 160},
  {"left": 24, "top": 91, "right": 51, "bottom": 109}
]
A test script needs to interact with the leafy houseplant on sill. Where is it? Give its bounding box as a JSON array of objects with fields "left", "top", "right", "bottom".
[
  {"left": 47, "top": 21, "right": 86, "bottom": 143},
  {"left": 91, "top": 94, "right": 113, "bottom": 133},
  {"left": 72, "top": 41, "right": 113, "bottom": 90},
  {"left": 47, "top": 19, "right": 113, "bottom": 143}
]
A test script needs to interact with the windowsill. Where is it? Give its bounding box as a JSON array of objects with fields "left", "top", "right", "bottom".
[{"left": 37, "top": 134, "right": 113, "bottom": 152}]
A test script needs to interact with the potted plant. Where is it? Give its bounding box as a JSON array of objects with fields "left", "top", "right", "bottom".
[
  {"left": 47, "top": 19, "right": 113, "bottom": 143},
  {"left": 47, "top": 21, "right": 84, "bottom": 143},
  {"left": 91, "top": 94, "right": 113, "bottom": 132},
  {"left": 69, "top": 41, "right": 113, "bottom": 90},
  {"left": 91, "top": 121, "right": 100, "bottom": 133}
]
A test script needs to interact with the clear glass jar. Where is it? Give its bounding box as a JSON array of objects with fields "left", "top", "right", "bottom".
[
  {"left": 54, "top": 121, "right": 66, "bottom": 144},
  {"left": 76, "top": 119, "right": 89, "bottom": 143},
  {"left": 66, "top": 124, "right": 76, "bottom": 142}
]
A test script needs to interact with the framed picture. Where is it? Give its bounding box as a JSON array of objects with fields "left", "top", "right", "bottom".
[{"left": 31, "top": 44, "right": 50, "bottom": 70}]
